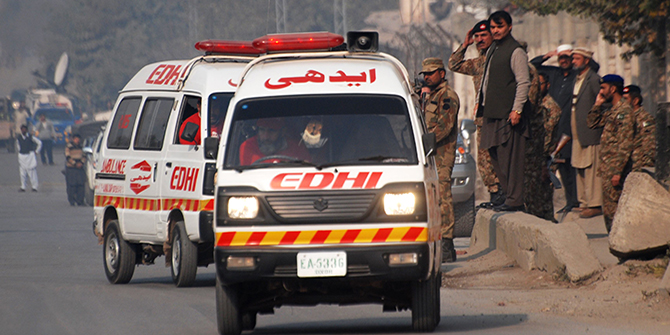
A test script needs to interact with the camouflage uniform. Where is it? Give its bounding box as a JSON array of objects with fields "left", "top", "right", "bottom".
[
  {"left": 522, "top": 65, "right": 557, "bottom": 221},
  {"left": 632, "top": 107, "right": 656, "bottom": 171},
  {"left": 448, "top": 44, "right": 499, "bottom": 193},
  {"left": 587, "top": 100, "right": 635, "bottom": 231},
  {"left": 425, "top": 80, "right": 460, "bottom": 239}
]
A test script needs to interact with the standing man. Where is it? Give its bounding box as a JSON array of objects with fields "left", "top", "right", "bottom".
[
  {"left": 587, "top": 75, "right": 634, "bottom": 232},
  {"left": 16, "top": 124, "right": 42, "bottom": 192},
  {"left": 13, "top": 103, "right": 30, "bottom": 137},
  {"left": 65, "top": 134, "right": 87, "bottom": 206},
  {"left": 419, "top": 57, "right": 460, "bottom": 262},
  {"left": 570, "top": 48, "right": 603, "bottom": 218},
  {"left": 35, "top": 114, "right": 55, "bottom": 165},
  {"left": 525, "top": 72, "right": 562, "bottom": 221},
  {"left": 530, "top": 45, "right": 586, "bottom": 213},
  {"left": 623, "top": 85, "right": 656, "bottom": 171},
  {"left": 448, "top": 20, "right": 505, "bottom": 208},
  {"left": 477, "top": 10, "right": 531, "bottom": 212}
]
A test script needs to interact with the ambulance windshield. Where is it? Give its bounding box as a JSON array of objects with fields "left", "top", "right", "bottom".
[{"left": 224, "top": 94, "right": 417, "bottom": 170}]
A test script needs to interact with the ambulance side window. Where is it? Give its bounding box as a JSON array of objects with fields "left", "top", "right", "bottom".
[
  {"left": 208, "top": 93, "right": 233, "bottom": 138},
  {"left": 134, "top": 98, "right": 174, "bottom": 151},
  {"left": 174, "top": 95, "right": 201, "bottom": 144},
  {"left": 107, "top": 97, "right": 142, "bottom": 150}
]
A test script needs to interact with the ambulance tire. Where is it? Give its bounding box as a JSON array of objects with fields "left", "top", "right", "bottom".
[
  {"left": 171, "top": 221, "right": 198, "bottom": 287},
  {"left": 411, "top": 271, "right": 440, "bottom": 332},
  {"left": 216, "top": 277, "right": 242, "bottom": 335},
  {"left": 454, "top": 195, "right": 475, "bottom": 237},
  {"left": 103, "top": 221, "right": 136, "bottom": 284}
]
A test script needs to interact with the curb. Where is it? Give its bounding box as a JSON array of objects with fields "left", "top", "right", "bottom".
[{"left": 470, "top": 209, "right": 602, "bottom": 282}]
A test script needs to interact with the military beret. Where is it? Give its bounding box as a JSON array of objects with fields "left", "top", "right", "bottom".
[
  {"left": 623, "top": 85, "right": 641, "bottom": 94},
  {"left": 601, "top": 74, "right": 624, "bottom": 86},
  {"left": 472, "top": 20, "right": 490, "bottom": 34}
]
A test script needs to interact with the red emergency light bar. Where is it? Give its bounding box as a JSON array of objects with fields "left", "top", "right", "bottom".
[
  {"left": 194, "top": 40, "right": 264, "bottom": 55},
  {"left": 252, "top": 32, "right": 344, "bottom": 52}
]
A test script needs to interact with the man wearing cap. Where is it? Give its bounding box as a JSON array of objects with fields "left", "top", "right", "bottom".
[
  {"left": 65, "top": 133, "right": 87, "bottom": 205},
  {"left": 419, "top": 57, "right": 460, "bottom": 262},
  {"left": 239, "top": 118, "right": 310, "bottom": 165},
  {"left": 16, "top": 124, "right": 41, "bottom": 192},
  {"left": 587, "top": 75, "right": 634, "bottom": 231},
  {"left": 623, "top": 85, "right": 656, "bottom": 171},
  {"left": 448, "top": 20, "right": 505, "bottom": 208},
  {"left": 531, "top": 45, "right": 601, "bottom": 214},
  {"left": 477, "top": 10, "right": 531, "bottom": 212},
  {"left": 569, "top": 47, "right": 604, "bottom": 218}
]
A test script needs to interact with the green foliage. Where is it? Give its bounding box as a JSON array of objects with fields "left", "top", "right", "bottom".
[
  {"left": 511, "top": 0, "right": 669, "bottom": 60},
  {"left": 32, "top": 0, "right": 395, "bottom": 112}
]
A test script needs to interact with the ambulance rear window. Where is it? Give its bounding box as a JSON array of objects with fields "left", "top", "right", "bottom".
[{"left": 224, "top": 94, "right": 417, "bottom": 168}]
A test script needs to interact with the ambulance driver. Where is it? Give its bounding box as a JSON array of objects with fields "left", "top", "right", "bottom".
[{"left": 239, "top": 118, "right": 310, "bottom": 165}]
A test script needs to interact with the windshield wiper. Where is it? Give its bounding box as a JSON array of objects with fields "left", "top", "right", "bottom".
[
  {"left": 232, "top": 159, "right": 320, "bottom": 173},
  {"left": 316, "top": 156, "right": 407, "bottom": 169}
]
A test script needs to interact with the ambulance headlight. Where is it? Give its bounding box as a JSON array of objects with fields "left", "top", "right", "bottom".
[
  {"left": 228, "top": 197, "right": 259, "bottom": 219},
  {"left": 383, "top": 193, "right": 415, "bottom": 215}
]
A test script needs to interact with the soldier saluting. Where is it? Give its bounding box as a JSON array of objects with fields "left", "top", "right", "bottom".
[{"left": 419, "top": 57, "right": 460, "bottom": 263}]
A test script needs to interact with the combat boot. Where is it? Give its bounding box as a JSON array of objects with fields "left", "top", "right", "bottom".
[{"left": 442, "top": 238, "right": 456, "bottom": 263}]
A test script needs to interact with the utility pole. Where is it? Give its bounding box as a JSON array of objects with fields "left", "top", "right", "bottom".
[
  {"left": 334, "top": 0, "right": 347, "bottom": 35},
  {"left": 276, "top": 0, "right": 287, "bottom": 33}
]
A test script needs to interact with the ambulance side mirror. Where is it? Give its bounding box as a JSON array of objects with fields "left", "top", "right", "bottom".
[
  {"left": 204, "top": 137, "right": 218, "bottom": 160},
  {"left": 422, "top": 132, "right": 436, "bottom": 157}
]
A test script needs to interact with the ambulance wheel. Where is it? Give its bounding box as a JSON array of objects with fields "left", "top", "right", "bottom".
[
  {"left": 252, "top": 155, "right": 300, "bottom": 164},
  {"left": 103, "top": 220, "right": 136, "bottom": 284},
  {"left": 171, "top": 221, "right": 198, "bottom": 287},
  {"left": 216, "top": 277, "right": 242, "bottom": 335},
  {"left": 411, "top": 272, "right": 440, "bottom": 332}
]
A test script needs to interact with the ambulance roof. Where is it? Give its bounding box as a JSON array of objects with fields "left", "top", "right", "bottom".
[
  {"left": 121, "top": 56, "right": 253, "bottom": 94},
  {"left": 235, "top": 52, "right": 412, "bottom": 99}
]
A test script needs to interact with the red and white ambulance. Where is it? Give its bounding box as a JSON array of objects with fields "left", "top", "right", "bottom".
[
  {"left": 209, "top": 32, "right": 442, "bottom": 334},
  {"left": 93, "top": 41, "right": 260, "bottom": 287}
]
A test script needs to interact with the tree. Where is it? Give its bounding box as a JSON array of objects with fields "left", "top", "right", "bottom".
[{"left": 511, "top": 0, "right": 669, "bottom": 60}]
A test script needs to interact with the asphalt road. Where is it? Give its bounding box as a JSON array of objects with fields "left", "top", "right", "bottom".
[{"left": 0, "top": 146, "right": 644, "bottom": 335}]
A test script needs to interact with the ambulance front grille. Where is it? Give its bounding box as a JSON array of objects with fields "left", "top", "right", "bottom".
[{"left": 265, "top": 193, "right": 376, "bottom": 220}]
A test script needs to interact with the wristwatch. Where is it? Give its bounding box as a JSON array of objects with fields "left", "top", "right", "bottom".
[{"left": 514, "top": 110, "right": 522, "bottom": 115}]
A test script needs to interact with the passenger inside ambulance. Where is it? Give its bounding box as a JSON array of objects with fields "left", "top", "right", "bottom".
[
  {"left": 208, "top": 93, "right": 233, "bottom": 139},
  {"left": 178, "top": 97, "right": 201, "bottom": 145},
  {"left": 238, "top": 118, "right": 310, "bottom": 165}
]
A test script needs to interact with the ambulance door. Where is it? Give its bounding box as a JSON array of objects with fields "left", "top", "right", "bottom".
[
  {"left": 122, "top": 96, "right": 173, "bottom": 240},
  {"left": 159, "top": 95, "right": 207, "bottom": 241}
]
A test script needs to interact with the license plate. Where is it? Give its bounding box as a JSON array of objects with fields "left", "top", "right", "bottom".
[{"left": 296, "top": 251, "right": 347, "bottom": 278}]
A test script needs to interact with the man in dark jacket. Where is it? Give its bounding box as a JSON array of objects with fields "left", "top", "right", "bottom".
[
  {"left": 477, "top": 10, "right": 530, "bottom": 212},
  {"left": 65, "top": 134, "right": 87, "bottom": 206}
]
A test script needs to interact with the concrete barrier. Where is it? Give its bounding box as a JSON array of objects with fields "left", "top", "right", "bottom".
[{"left": 470, "top": 209, "right": 602, "bottom": 282}]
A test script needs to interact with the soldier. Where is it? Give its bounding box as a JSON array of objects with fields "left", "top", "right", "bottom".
[
  {"left": 65, "top": 133, "right": 87, "bottom": 206},
  {"left": 623, "top": 85, "right": 656, "bottom": 171},
  {"left": 419, "top": 57, "right": 460, "bottom": 263},
  {"left": 448, "top": 20, "right": 504, "bottom": 208},
  {"left": 524, "top": 72, "right": 561, "bottom": 222},
  {"left": 587, "top": 75, "right": 634, "bottom": 232}
]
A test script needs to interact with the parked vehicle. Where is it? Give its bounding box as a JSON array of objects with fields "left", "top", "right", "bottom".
[
  {"left": 452, "top": 119, "right": 476, "bottom": 237},
  {"left": 32, "top": 106, "right": 79, "bottom": 145}
]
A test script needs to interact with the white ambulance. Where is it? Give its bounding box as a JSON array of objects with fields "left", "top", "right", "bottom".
[
  {"left": 209, "top": 32, "right": 442, "bottom": 334},
  {"left": 93, "top": 41, "right": 260, "bottom": 287}
]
